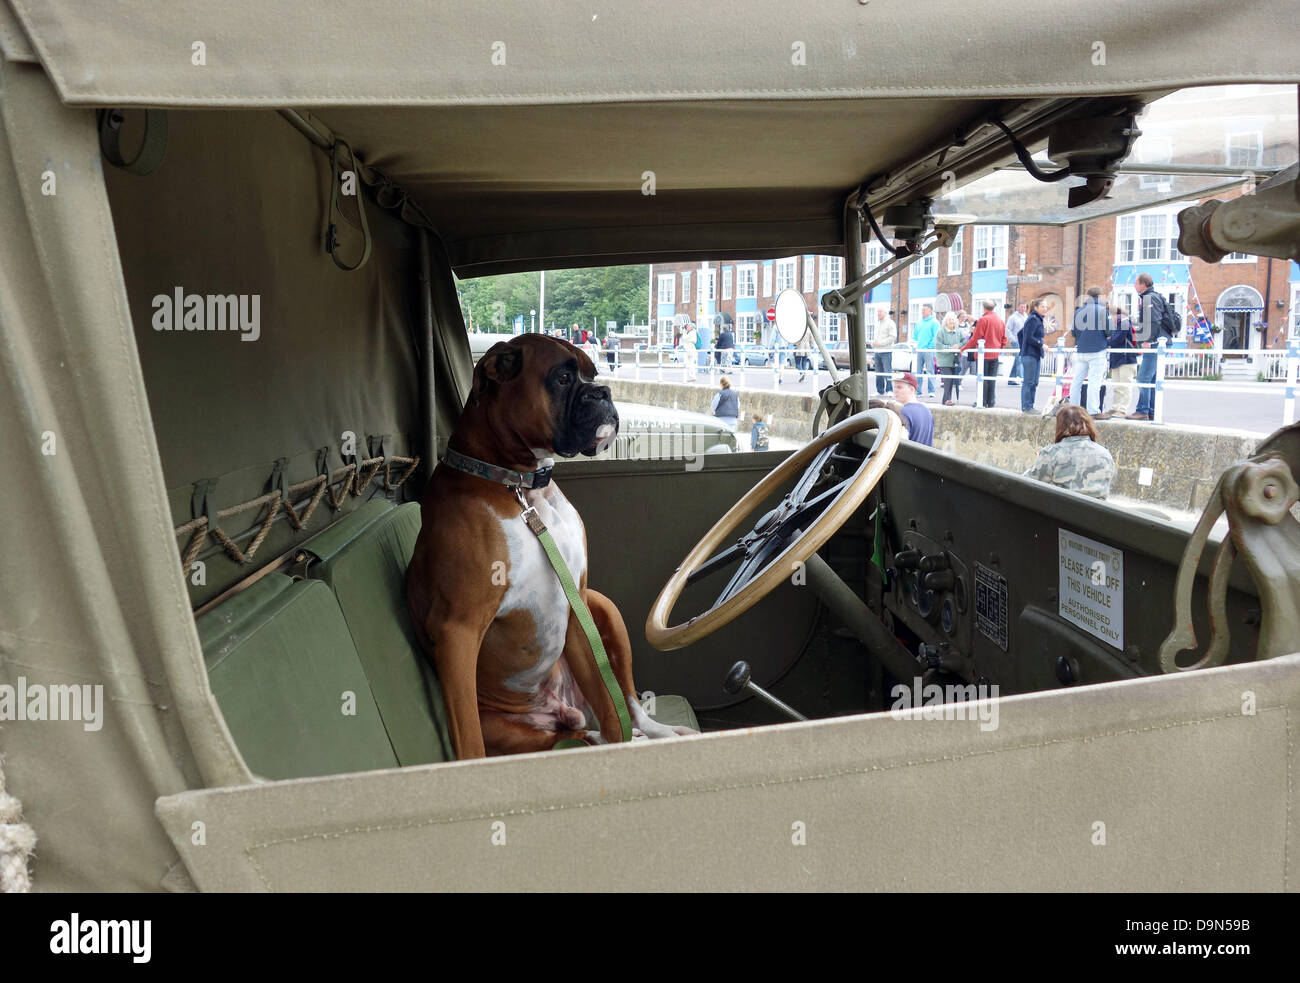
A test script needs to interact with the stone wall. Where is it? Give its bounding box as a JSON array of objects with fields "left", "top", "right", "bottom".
[{"left": 607, "top": 378, "right": 1262, "bottom": 512}]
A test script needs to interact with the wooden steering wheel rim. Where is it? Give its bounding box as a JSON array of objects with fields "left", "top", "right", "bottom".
[{"left": 645, "top": 409, "right": 902, "bottom": 651}]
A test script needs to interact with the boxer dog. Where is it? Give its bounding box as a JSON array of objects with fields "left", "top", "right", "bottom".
[{"left": 406, "top": 334, "right": 697, "bottom": 758}]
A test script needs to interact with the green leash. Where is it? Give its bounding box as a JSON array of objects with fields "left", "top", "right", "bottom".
[{"left": 517, "top": 490, "right": 633, "bottom": 744}]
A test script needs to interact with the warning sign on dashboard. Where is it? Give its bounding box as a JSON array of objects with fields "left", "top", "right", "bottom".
[{"left": 1058, "top": 529, "right": 1124, "bottom": 650}]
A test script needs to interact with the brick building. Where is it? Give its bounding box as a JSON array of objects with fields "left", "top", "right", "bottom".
[{"left": 650, "top": 202, "right": 1296, "bottom": 355}]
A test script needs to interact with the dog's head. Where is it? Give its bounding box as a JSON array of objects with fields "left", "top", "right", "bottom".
[{"left": 471, "top": 334, "right": 619, "bottom": 458}]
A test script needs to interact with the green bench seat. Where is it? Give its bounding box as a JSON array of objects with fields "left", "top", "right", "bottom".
[
  {"left": 197, "top": 499, "right": 698, "bottom": 776},
  {"left": 301, "top": 499, "right": 455, "bottom": 766},
  {"left": 196, "top": 573, "right": 400, "bottom": 779}
]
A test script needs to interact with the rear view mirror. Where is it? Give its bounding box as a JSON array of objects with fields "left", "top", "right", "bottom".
[{"left": 774, "top": 289, "right": 809, "bottom": 345}]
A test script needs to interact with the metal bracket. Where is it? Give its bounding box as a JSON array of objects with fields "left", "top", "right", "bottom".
[
  {"left": 811, "top": 372, "right": 868, "bottom": 436},
  {"left": 1177, "top": 163, "right": 1300, "bottom": 263},
  {"left": 822, "top": 225, "right": 954, "bottom": 315},
  {"left": 97, "top": 108, "right": 168, "bottom": 176},
  {"left": 1158, "top": 422, "right": 1300, "bottom": 671}
]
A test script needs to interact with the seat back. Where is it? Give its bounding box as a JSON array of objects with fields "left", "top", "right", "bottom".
[
  {"left": 303, "top": 500, "right": 455, "bottom": 765},
  {"left": 197, "top": 573, "right": 400, "bottom": 778}
]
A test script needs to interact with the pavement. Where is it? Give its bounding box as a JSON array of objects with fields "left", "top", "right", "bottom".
[{"left": 606, "top": 361, "right": 1292, "bottom": 437}]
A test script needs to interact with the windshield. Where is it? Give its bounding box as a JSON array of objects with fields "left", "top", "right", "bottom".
[{"left": 935, "top": 84, "right": 1298, "bottom": 225}]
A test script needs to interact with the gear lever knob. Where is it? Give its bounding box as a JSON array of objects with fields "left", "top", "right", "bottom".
[{"left": 722, "top": 661, "right": 807, "bottom": 721}]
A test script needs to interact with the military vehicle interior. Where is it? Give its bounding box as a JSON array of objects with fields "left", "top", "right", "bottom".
[
  {"left": 6, "top": 0, "right": 1300, "bottom": 894},
  {"left": 82, "top": 83, "right": 1288, "bottom": 780}
]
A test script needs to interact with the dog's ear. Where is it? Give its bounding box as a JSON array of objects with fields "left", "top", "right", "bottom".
[{"left": 473, "top": 342, "right": 523, "bottom": 401}]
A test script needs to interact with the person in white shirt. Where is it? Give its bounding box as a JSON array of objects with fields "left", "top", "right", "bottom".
[
  {"left": 872, "top": 308, "right": 898, "bottom": 395},
  {"left": 678, "top": 321, "right": 698, "bottom": 382},
  {"left": 1006, "top": 303, "right": 1027, "bottom": 386}
]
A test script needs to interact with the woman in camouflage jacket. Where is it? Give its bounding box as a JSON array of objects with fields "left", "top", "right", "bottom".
[{"left": 1023, "top": 404, "right": 1116, "bottom": 499}]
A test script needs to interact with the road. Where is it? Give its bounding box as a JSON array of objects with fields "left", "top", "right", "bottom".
[{"left": 604, "top": 359, "right": 1293, "bottom": 437}]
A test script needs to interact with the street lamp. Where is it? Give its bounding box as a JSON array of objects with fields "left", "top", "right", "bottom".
[{"left": 530, "top": 309, "right": 536, "bottom": 333}]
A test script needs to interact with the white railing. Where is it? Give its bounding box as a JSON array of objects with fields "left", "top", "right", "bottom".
[{"left": 610, "top": 339, "right": 1300, "bottom": 428}]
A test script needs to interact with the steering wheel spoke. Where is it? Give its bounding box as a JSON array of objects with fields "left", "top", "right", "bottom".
[
  {"left": 646, "top": 409, "right": 902, "bottom": 651},
  {"left": 684, "top": 539, "right": 749, "bottom": 586}
]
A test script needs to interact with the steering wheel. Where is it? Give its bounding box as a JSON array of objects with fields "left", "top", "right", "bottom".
[{"left": 645, "top": 409, "right": 902, "bottom": 651}]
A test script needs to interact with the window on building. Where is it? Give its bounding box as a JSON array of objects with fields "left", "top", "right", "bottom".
[
  {"left": 1136, "top": 134, "right": 1174, "bottom": 191},
  {"left": 910, "top": 252, "right": 936, "bottom": 277},
  {"left": 762, "top": 264, "right": 774, "bottom": 297},
  {"left": 803, "top": 256, "right": 816, "bottom": 292},
  {"left": 908, "top": 298, "right": 936, "bottom": 330},
  {"left": 1223, "top": 251, "right": 1256, "bottom": 263},
  {"left": 1291, "top": 284, "right": 1300, "bottom": 334},
  {"left": 819, "top": 309, "right": 843, "bottom": 343},
  {"left": 819, "top": 255, "right": 843, "bottom": 289},
  {"left": 974, "top": 226, "right": 1008, "bottom": 269},
  {"left": 1114, "top": 285, "right": 1190, "bottom": 339},
  {"left": 736, "top": 312, "right": 758, "bottom": 344},
  {"left": 737, "top": 264, "right": 757, "bottom": 299},
  {"left": 1226, "top": 130, "right": 1263, "bottom": 169},
  {"left": 1122, "top": 209, "right": 1187, "bottom": 264},
  {"left": 947, "top": 230, "right": 963, "bottom": 275},
  {"left": 776, "top": 257, "right": 798, "bottom": 293},
  {"left": 681, "top": 270, "right": 692, "bottom": 304},
  {"left": 1116, "top": 215, "right": 1136, "bottom": 263},
  {"left": 865, "top": 242, "right": 888, "bottom": 269},
  {"left": 657, "top": 274, "right": 674, "bottom": 305},
  {"left": 657, "top": 316, "right": 675, "bottom": 345},
  {"left": 1140, "top": 213, "right": 1165, "bottom": 260},
  {"left": 971, "top": 293, "right": 1008, "bottom": 328},
  {"left": 722, "top": 267, "right": 733, "bottom": 300}
]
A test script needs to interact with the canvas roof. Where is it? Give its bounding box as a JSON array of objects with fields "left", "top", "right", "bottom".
[{"left": 4, "top": 1, "right": 1299, "bottom": 274}]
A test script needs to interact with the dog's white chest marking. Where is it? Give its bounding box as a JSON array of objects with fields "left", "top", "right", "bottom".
[{"left": 497, "top": 483, "right": 586, "bottom": 693}]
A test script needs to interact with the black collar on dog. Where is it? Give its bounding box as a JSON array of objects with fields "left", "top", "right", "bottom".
[{"left": 440, "top": 447, "right": 553, "bottom": 489}]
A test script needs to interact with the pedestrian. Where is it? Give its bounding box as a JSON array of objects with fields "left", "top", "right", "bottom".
[
  {"left": 750, "top": 412, "right": 769, "bottom": 451},
  {"left": 935, "top": 312, "right": 964, "bottom": 405},
  {"left": 716, "top": 319, "right": 736, "bottom": 366},
  {"left": 771, "top": 334, "right": 788, "bottom": 385},
  {"left": 1070, "top": 286, "right": 1110, "bottom": 416},
  {"left": 794, "top": 325, "right": 813, "bottom": 381},
  {"left": 1006, "top": 303, "right": 1027, "bottom": 385},
  {"left": 710, "top": 376, "right": 739, "bottom": 431},
  {"left": 912, "top": 304, "right": 940, "bottom": 398},
  {"left": 1018, "top": 299, "right": 1047, "bottom": 413},
  {"left": 678, "top": 321, "right": 699, "bottom": 382},
  {"left": 958, "top": 300, "right": 1007, "bottom": 408},
  {"left": 1100, "top": 304, "right": 1137, "bottom": 419},
  {"left": 1023, "top": 404, "right": 1116, "bottom": 499},
  {"left": 890, "top": 371, "right": 934, "bottom": 446},
  {"left": 871, "top": 308, "right": 898, "bottom": 395},
  {"left": 605, "top": 331, "right": 619, "bottom": 373},
  {"left": 695, "top": 317, "right": 712, "bottom": 372},
  {"left": 1129, "top": 273, "right": 1174, "bottom": 420}
]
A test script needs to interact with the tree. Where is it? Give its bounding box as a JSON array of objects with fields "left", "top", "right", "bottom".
[{"left": 456, "top": 266, "right": 649, "bottom": 335}]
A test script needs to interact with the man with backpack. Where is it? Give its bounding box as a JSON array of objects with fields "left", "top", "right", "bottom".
[{"left": 1129, "top": 273, "right": 1179, "bottom": 420}]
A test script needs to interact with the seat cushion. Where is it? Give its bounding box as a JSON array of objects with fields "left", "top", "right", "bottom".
[
  {"left": 647, "top": 694, "right": 699, "bottom": 732},
  {"left": 197, "top": 573, "right": 400, "bottom": 779},
  {"left": 304, "top": 500, "right": 455, "bottom": 765}
]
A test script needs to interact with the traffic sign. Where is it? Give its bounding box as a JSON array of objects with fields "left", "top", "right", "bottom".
[{"left": 765, "top": 307, "right": 776, "bottom": 321}]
